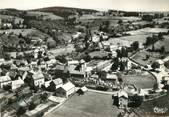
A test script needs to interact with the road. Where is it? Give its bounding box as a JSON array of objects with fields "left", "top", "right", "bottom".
[{"left": 129, "top": 50, "right": 169, "bottom": 90}]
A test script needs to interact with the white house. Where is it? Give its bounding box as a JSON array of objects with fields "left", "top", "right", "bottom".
[
  {"left": 92, "top": 34, "right": 100, "bottom": 43},
  {"left": 0, "top": 58, "right": 5, "bottom": 65},
  {"left": 45, "top": 78, "right": 63, "bottom": 89},
  {"left": 32, "top": 72, "right": 45, "bottom": 87},
  {"left": 116, "top": 90, "right": 128, "bottom": 109},
  {"left": 0, "top": 75, "right": 12, "bottom": 88},
  {"left": 53, "top": 78, "right": 63, "bottom": 89},
  {"left": 11, "top": 78, "right": 24, "bottom": 90},
  {"left": 56, "top": 82, "right": 76, "bottom": 98}
]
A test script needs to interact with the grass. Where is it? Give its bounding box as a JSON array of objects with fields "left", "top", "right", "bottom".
[
  {"left": 122, "top": 72, "right": 156, "bottom": 89},
  {"left": 45, "top": 91, "right": 122, "bottom": 117},
  {"left": 0, "top": 29, "right": 50, "bottom": 40},
  {"left": 152, "top": 35, "right": 169, "bottom": 52},
  {"left": 109, "top": 35, "right": 151, "bottom": 48},
  {"left": 127, "top": 28, "right": 169, "bottom": 35},
  {"left": 89, "top": 51, "right": 109, "bottom": 59},
  {"left": 49, "top": 44, "right": 75, "bottom": 56},
  {"left": 136, "top": 94, "right": 169, "bottom": 116},
  {"left": 132, "top": 50, "right": 163, "bottom": 66},
  {"left": 26, "top": 11, "right": 63, "bottom": 20},
  {"left": 0, "top": 14, "right": 24, "bottom": 23}
]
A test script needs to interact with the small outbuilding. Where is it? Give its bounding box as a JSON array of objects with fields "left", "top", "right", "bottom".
[{"left": 77, "top": 86, "right": 88, "bottom": 95}]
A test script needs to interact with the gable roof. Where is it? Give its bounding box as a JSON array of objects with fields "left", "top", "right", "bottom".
[
  {"left": 61, "top": 82, "right": 75, "bottom": 92},
  {"left": 53, "top": 78, "right": 63, "bottom": 86},
  {"left": 0, "top": 75, "right": 11, "bottom": 83},
  {"left": 80, "top": 86, "right": 88, "bottom": 92},
  {"left": 32, "top": 72, "right": 44, "bottom": 80},
  {"left": 118, "top": 90, "right": 128, "bottom": 98}
]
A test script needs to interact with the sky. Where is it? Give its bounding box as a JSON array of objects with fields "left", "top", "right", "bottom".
[{"left": 0, "top": 0, "right": 169, "bottom": 12}]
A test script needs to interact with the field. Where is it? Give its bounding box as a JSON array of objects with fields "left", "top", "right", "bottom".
[
  {"left": 89, "top": 51, "right": 109, "bottom": 59},
  {"left": 80, "top": 15, "right": 141, "bottom": 21},
  {"left": 0, "top": 14, "right": 24, "bottom": 23},
  {"left": 49, "top": 44, "right": 75, "bottom": 56},
  {"left": 0, "top": 29, "right": 50, "bottom": 39},
  {"left": 127, "top": 28, "right": 169, "bottom": 35},
  {"left": 26, "top": 11, "right": 64, "bottom": 20},
  {"left": 131, "top": 50, "right": 162, "bottom": 66},
  {"left": 122, "top": 72, "right": 156, "bottom": 89},
  {"left": 136, "top": 94, "right": 169, "bottom": 116},
  {"left": 152, "top": 35, "right": 169, "bottom": 52},
  {"left": 45, "top": 91, "right": 122, "bottom": 117},
  {"left": 108, "top": 28, "right": 169, "bottom": 48},
  {"left": 109, "top": 35, "right": 151, "bottom": 48}
]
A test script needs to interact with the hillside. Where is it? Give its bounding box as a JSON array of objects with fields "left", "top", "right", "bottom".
[{"left": 31, "top": 6, "right": 98, "bottom": 19}]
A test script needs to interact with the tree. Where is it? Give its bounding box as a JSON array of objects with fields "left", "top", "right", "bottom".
[
  {"left": 151, "top": 62, "right": 160, "bottom": 70},
  {"left": 47, "top": 81, "right": 56, "bottom": 92},
  {"left": 111, "top": 58, "right": 119, "bottom": 71},
  {"left": 40, "top": 93, "right": 48, "bottom": 102},
  {"left": 128, "top": 94, "right": 143, "bottom": 107},
  {"left": 160, "top": 46, "right": 165, "bottom": 54},
  {"left": 120, "top": 62, "right": 125, "bottom": 71},
  {"left": 118, "top": 19, "right": 123, "bottom": 25},
  {"left": 55, "top": 55, "right": 67, "bottom": 64},
  {"left": 3, "top": 84, "right": 12, "bottom": 91},
  {"left": 81, "top": 53, "right": 91, "bottom": 62},
  {"left": 16, "top": 106, "right": 26, "bottom": 116},
  {"left": 28, "top": 102, "right": 37, "bottom": 110},
  {"left": 131, "top": 41, "right": 139, "bottom": 50}
]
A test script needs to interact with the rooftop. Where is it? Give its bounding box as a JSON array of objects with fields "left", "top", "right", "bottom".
[{"left": 61, "top": 82, "right": 75, "bottom": 92}]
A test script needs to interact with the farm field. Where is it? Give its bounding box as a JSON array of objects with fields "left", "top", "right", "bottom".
[
  {"left": 80, "top": 15, "right": 141, "bottom": 21},
  {"left": 127, "top": 27, "right": 169, "bottom": 35},
  {"left": 108, "top": 34, "right": 151, "bottom": 48},
  {"left": 131, "top": 50, "right": 162, "bottom": 66},
  {"left": 45, "top": 91, "right": 122, "bottom": 117},
  {"left": 122, "top": 72, "right": 156, "bottom": 89},
  {"left": 108, "top": 28, "right": 168, "bottom": 48},
  {"left": 0, "top": 29, "right": 50, "bottom": 39},
  {"left": 26, "top": 11, "right": 64, "bottom": 20},
  {"left": 49, "top": 44, "right": 75, "bottom": 56}
]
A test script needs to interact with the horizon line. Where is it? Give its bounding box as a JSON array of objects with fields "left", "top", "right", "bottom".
[{"left": 1, "top": 6, "right": 169, "bottom": 13}]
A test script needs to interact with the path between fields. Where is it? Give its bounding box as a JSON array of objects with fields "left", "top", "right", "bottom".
[{"left": 88, "top": 89, "right": 118, "bottom": 95}]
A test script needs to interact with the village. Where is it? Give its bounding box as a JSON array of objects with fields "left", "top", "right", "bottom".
[{"left": 0, "top": 6, "right": 169, "bottom": 117}]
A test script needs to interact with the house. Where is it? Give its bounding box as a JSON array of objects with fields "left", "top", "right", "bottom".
[
  {"left": 114, "top": 90, "right": 128, "bottom": 109},
  {"left": 2, "top": 23, "right": 12, "bottom": 29},
  {"left": 11, "top": 78, "right": 24, "bottom": 90},
  {"left": 92, "top": 34, "right": 100, "bottom": 43},
  {"left": 32, "top": 72, "right": 45, "bottom": 87},
  {"left": 68, "top": 60, "right": 86, "bottom": 78},
  {"left": 72, "top": 32, "right": 82, "bottom": 39},
  {"left": 52, "top": 78, "right": 63, "bottom": 89},
  {"left": 0, "top": 75, "right": 12, "bottom": 88},
  {"left": 46, "top": 59, "right": 57, "bottom": 67},
  {"left": 0, "top": 58, "right": 5, "bottom": 65},
  {"left": 77, "top": 86, "right": 88, "bottom": 95},
  {"left": 105, "top": 73, "right": 118, "bottom": 82},
  {"left": 55, "top": 82, "right": 76, "bottom": 98},
  {"left": 110, "top": 45, "right": 118, "bottom": 52},
  {"left": 45, "top": 78, "right": 63, "bottom": 89},
  {"left": 25, "top": 102, "right": 53, "bottom": 117},
  {"left": 156, "top": 59, "right": 165, "bottom": 69},
  {"left": 67, "top": 60, "right": 79, "bottom": 66},
  {"left": 8, "top": 52, "right": 17, "bottom": 59}
]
